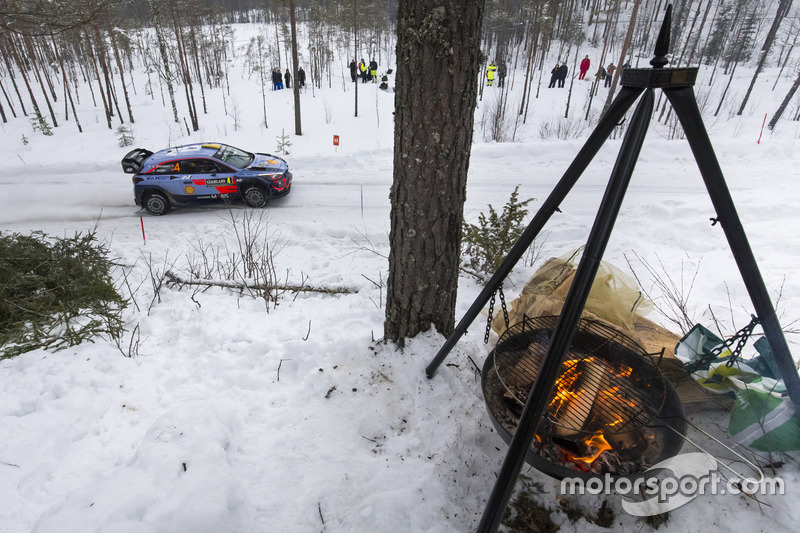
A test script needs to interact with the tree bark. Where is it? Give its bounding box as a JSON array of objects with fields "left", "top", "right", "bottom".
[
  {"left": 602, "top": 0, "right": 641, "bottom": 115},
  {"left": 768, "top": 70, "right": 800, "bottom": 130},
  {"left": 737, "top": 0, "right": 793, "bottom": 115},
  {"left": 385, "top": 0, "right": 486, "bottom": 345},
  {"left": 289, "top": 0, "right": 302, "bottom": 135}
]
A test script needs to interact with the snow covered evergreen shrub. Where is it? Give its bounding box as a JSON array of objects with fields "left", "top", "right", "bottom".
[
  {"left": 31, "top": 111, "right": 53, "bottom": 136},
  {"left": 462, "top": 185, "right": 534, "bottom": 280},
  {"left": 117, "top": 125, "right": 135, "bottom": 147},
  {"left": 0, "top": 231, "right": 127, "bottom": 359}
]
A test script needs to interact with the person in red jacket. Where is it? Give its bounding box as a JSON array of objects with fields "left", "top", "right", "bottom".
[{"left": 579, "top": 55, "right": 591, "bottom": 80}]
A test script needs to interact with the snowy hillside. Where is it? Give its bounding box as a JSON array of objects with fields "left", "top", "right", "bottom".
[{"left": 1, "top": 12, "right": 800, "bottom": 533}]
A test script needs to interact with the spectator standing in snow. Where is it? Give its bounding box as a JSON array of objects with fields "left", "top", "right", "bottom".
[
  {"left": 298, "top": 66, "right": 306, "bottom": 88},
  {"left": 486, "top": 61, "right": 497, "bottom": 86},
  {"left": 349, "top": 60, "right": 357, "bottom": 82},
  {"left": 359, "top": 59, "right": 368, "bottom": 83},
  {"left": 272, "top": 69, "right": 280, "bottom": 90},
  {"left": 548, "top": 63, "right": 559, "bottom": 88},
  {"left": 579, "top": 55, "right": 590, "bottom": 80},
  {"left": 557, "top": 63, "right": 568, "bottom": 87},
  {"left": 595, "top": 65, "right": 606, "bottom": 84},
  {"left": 497, "top": 60, "right": 507, "bottom": 88},
  {"left": 284, "top": 69, "right": 291, "bottom": 89},
  {"left": 605, "top": 63, "right": 615, "bottom": 87},
  {"left": 369, "top": 58, "right": 378, "bottom": 82}
]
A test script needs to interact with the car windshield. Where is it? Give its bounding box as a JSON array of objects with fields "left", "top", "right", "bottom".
[{"left": 213, "top": 145, "right": 254, "bottom": 169}]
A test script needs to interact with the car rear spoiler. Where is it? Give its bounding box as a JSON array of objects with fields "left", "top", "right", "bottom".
[{"left": 121, "top": 148, "right": 153, "bottom": 174}]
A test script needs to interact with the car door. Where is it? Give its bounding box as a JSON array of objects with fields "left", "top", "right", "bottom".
[
  {"left": 179, "top": 159, "right": 237, "bottom": 203},
  {"left": 147, "top": 159, "right": 188, "bottom": 201}
]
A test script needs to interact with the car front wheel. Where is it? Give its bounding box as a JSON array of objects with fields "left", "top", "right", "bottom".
[
  {"left": 144, "top": 191, "right": 170, "bottom": 216},
  {"left": 243, "top": 186, "right": 268, "bottom": 208}
]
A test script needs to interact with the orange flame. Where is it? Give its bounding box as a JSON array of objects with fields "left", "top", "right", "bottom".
[{"left": 568, "top": 433, "right": 612, "bottom": 464}]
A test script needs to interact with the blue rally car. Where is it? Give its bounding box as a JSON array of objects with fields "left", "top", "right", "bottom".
[{"left": 121, "top": 143, "right": 292, "bottom": 215}]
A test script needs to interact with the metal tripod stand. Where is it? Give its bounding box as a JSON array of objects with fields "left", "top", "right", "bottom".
[{"left": 424, "top": 6, "right": 800, "bottom": 532}]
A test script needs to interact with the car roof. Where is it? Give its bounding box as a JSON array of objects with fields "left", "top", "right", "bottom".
[{"left": 146, "top": 143, "right": 224, "bottom": 166}]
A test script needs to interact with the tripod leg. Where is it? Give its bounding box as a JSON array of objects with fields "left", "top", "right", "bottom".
[
  {"left": 477, "top": 89, "right": 656, "bottom": 533},
  {"left": 425, "top": 86, "right": 644, "bottom": 378},
  {"left": 665, "top": 86, "right": 800, "bottom": 414}
]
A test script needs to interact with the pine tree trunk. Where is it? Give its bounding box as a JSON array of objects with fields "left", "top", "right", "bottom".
[
  {"left": 6, "top": 34, "right": 43, "bottom": 122},
  {"left": 51, "top": 35, "right": 82, "bottom": 133},
  {"left": 768, "top": 70, "right": 800, "bottom": 130},
  {"left": 90, "top": 20, "right": 122, "bottom": 124},
  {"left": 21, "top": 33, "right": 58, "bottom": 128},
  {"left": 1, "top": 49, "right": 25, "bottom": 116},
  {"left": 83, "top": 25, "right": 112, "bottom": 129},
  {"left": 289, "top": 0, "right": 302, "bottom": 135},
  {"left": 354, "top": 0, "right": 359, "bottom": 118},
  {"left": 188, "top": 25, "right": 208, "bottom": 114},
  {"left": 154, "top": 22, "right": 179, "bottom": 124},
  {"left": 0, "top": 77, "right": 17, "bottom": 118},
  {"left": 602, "top": 0, "right": 642, "bottom": 115},
  {"left": 169, "top": 0, "right": 198, "bottom": 131},
  {"left": 737, "top": 0, "right": 793, "bottom": 115},
  {"left": 104, "top": 6, "right": 135, "bottom": 123},
  {"left": 385, "top": 0, "right": 486, "bottom": 345}
]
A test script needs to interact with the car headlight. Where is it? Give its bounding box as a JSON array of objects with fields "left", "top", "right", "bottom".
[{"left": 258, "top": 173, "right": 283, "bottom": 181}]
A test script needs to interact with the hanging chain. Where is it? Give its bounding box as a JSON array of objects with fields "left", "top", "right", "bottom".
[
  {"left": 484, "top": 286, "right": 511, "bottom": 344},
  {"left": 685, "top": 315, "right": 760, "bottom": 373},
  {"left": 498, "top": 286, "right": 510, "bottom": 331},
  {"left": 721, "top": 315, "right": 760, "bottom": 367},
  {"left": 484, "top": 292, "right": 496, "bottom": 344}
]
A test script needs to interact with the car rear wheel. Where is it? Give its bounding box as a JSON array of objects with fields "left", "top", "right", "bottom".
[
  {"left": 144, "top": 191, "right": 170, "bottom": 216},
  {"left": 243, "top": 186, "right": 268, "bottom": 208}
]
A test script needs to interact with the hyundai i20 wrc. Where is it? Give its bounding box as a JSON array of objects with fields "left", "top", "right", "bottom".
[{"left": 121, "top": 143, "right": 292, "bottom": 215}]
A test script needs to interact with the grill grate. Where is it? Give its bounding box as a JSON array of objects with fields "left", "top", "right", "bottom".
[{"left": 491, "top": 315, "right": 667, "bottom": 436}]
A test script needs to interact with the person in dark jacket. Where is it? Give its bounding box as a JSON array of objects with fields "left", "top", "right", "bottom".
[
  {"left": 298, "top": 66, "right": 306, "bottom": 88},
  {"left": 349, "top": 60, "right": 357, "bottom": 82},
  {"left": 595, "top": 65, "right": 606, "bottom": 84},
  {"left": 369, "top": 59, "right": 378, "bottom": 82},
  {"left": 548, "top": 63, "right": 559, "bottom": 88},
  {"left": 272, "top": 69, "right": 280, "bottom": 90},
  {"left": 284, "top": 69, "right": 291, "bottom": 89},
  {"left": 497, "top": 60, "right": 507, "bottom": 88},
  {"left": 557, "top": 63, "right": 568, "bottom": 87}
]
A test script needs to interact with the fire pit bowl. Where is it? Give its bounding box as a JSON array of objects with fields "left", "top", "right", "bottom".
[{"left": 482, "top": 315, "right": 686, "bottom": 481}]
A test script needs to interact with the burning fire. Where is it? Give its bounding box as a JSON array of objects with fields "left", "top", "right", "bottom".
[
  {"left": 546, "top": 356, "right": 640, "bottom": 466},
  {"left": 565, "top": 433, "right": 612, "bottom": 464}
]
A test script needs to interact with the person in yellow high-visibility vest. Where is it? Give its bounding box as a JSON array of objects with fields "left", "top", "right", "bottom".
[
  {"left": 359, "top": 59, "right": 368, "bottom": 83},
  {"left": 487, "top": 61, "right": 497, "bottom": 86}
]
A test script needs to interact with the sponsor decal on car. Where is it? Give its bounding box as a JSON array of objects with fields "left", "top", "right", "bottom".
[
  {"left": 185, "top": 185, "right": 195, "bottom": 194},
  {"left": 206, "top": 177, "right": 234, "bottom": 186}
]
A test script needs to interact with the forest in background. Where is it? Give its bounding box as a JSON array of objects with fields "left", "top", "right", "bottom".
[{"left": 1, "top": 0, "right": 799, "bottom": 142}]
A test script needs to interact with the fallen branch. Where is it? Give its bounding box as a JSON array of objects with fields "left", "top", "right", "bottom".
[{"left": 165, "top": 271, "right": 357, "bottom": 295}]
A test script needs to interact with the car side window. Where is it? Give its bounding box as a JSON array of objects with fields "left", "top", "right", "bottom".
[
  {"left": 213, "top": 161, "right": 236, "bottom": 173},
  {"left": 153, "top": 161, "right": 184, "bottom": 174},
  {"left": 191, "top": 159, "right": 218, "bottom": 174}
]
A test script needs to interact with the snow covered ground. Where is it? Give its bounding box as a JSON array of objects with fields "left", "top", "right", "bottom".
[{"left": 1, "top": 20, "right": 800, "bottom": 533}]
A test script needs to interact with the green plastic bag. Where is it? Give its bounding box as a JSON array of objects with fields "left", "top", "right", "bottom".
[{"left": 729, "top": 387, "right": 800, "bottom": 452}]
